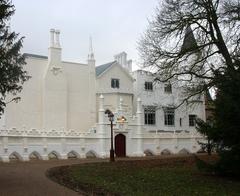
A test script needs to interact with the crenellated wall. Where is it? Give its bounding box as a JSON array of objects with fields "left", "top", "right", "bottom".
[{"left": 0, "top": 95, "right": 203, "bottom": 162}]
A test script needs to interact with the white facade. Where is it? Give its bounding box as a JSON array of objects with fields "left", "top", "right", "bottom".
[
  {"left": 132, "top": 70, "right": 206, "bottom": 133},
  {"left": 0, "top": 30, "right": 204, "bottom": 162}
]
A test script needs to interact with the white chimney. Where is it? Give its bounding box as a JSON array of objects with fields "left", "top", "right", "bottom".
[
  {"left": 48, "top": 28, "right": 62, "bottom": 69},
  {"left": 114, "top": 51, "right": 132, "bottom": 72},
  {"left": 55, "top": 29, "right": 61, "bottom": 48},
  {"left": 50, "top": 29, "right": 55, "bottom": 47},
  {"left": 127, "top": 60, "right": 132, "bottom": 72}
]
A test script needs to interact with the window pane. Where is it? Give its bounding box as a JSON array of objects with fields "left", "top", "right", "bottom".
[
  {"left": 111, "top": 79, "right": 114, "bottom": 88},
  {"left": 116, "top": 80, "right": 119, "bottom": 88}
]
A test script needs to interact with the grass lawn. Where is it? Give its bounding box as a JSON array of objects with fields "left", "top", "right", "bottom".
[{"left": 48, "top": 155, "right": 240, "bottom": 195}]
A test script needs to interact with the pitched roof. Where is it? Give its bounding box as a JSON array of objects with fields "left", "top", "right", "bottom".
[
  {"left": 23, "top": 53, "right": 48, "bottom": 59},
  {"left": 95, "top": 61, "right": 116, "bottom": 76},
  {"left": 181, "top": 25, "right": 198, "bottom": 53}
]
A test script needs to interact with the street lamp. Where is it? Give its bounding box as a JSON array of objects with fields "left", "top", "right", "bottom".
[{"left": 105, "top": 109, "right": 115, "bottom": 162}]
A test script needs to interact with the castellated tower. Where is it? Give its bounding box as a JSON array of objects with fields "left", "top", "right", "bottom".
[{"left": 43, "top": 29, "right": 68, "bottom": 131}]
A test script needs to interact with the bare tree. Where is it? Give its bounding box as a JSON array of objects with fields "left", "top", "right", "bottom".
[{"left": 138, "top": 0, "right": 240, "bottom": 103}]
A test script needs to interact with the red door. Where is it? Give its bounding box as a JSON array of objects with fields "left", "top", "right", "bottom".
[{"left": 115, "top": 134, "right": 126, "bottom": 157}]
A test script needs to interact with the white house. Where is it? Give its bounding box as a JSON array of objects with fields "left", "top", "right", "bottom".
[{"left": 0, "top": 29, "right": 204, "bottom": 162}]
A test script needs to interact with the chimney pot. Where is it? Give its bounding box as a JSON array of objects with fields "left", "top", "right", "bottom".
[
  {"left": 55, "top": 29, "right": 61, "bottom": 48},
  {"left": 50, "top": 29, "right": 55, "bottom": 47}
]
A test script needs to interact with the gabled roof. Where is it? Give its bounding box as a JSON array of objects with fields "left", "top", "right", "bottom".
[
  {"left": 181, "top": 25, "right": 198, "bottom": 53},
  {"left": 95, "top": 61, "right": 116, "bottom": 76},
  {"left": 96, "top": 61, "right": 134, "bottom": 81}
]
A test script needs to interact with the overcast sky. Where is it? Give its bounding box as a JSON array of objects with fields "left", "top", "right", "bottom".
[{"left": 11, "top": 0, "right": 158, "bottom": 69}]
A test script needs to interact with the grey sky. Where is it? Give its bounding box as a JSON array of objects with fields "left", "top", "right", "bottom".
[{"left": 11, "top": 0, "right": 158, "bottom": 69}]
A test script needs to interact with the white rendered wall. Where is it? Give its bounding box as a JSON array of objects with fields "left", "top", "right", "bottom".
[
  {"left": 96, "top": 64, "right": 133, "bottom": 95},
  {"left": 96, "top": 63, "right": 134, "bottom": 115},
  {"left": 132, "top": 70, "right": 205, "bottom": 133},
  {"left": 5, "top": 57, "right": 48, "bottom": 130},
  {"left": 63, "top": 61, "right": 96, "bottom": 131},
  {"left": 3, "top": 55, "right": 96, "bottom": 133}
]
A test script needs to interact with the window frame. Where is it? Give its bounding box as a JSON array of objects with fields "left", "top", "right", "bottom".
[
  {"left": 164, "top": 83, "right": 172, "bottom": 94},
  {"left": 164, "top": 108, "right": 175, "bottom": 126},
  {"left": 189, "top": 114, "right": 197, "bottom": 127},
  {"left": 144, "top": 106, "right": 156, "bottom": 125},
  {"left": 144, "top": 81, "right": 153, "bottom": 91},
  {"left": 111, "top": 78, "right": 120, "bottom": 89}
]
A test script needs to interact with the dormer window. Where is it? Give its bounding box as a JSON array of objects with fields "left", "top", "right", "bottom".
[
  {"left": 164, "top": 83, "right": 172, "bottom": 93},
  {"left": 145, "top": 82, "right": 153, "bottom": 91},
  {"left": 111, "top": 78, "right": 119, "bottom": 88}
]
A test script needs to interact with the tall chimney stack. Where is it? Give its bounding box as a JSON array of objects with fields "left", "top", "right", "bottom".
[
  {"left": 50, "top": 29, "right": 55, "bottom": 47},
  {"left": 55, "top": 30, "right": 61, "bottom": 48}
]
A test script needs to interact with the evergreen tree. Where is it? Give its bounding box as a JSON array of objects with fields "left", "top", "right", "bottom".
[
  {"left": 213, "top": 69, "right": 240, "bottom": 176},
  {"left": 196, "top": 118, "right": 217, "bottom": 155},
  {"left": 0, "top": 0, "right": 29, "bottom": 116}
]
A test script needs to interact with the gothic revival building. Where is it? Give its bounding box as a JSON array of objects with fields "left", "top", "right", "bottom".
[{"left": 0, "top": 29, "right": 205, "bottom": 162}]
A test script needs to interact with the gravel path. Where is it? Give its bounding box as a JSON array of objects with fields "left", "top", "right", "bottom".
[{"left": 0, "top": 159, "right": 107, "bottom": 196}]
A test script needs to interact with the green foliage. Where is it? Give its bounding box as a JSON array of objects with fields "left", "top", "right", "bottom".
[
  {"left": 196, "top": 68, "right": 240, "bottom": 176},
  {"left": 196, "top": 118, "right": 218, "bottom": 155},
  {"left": 0, "top": 0, "right": 29, "bottom": 116},
  {"left": 194, "top": 154, "right": 215, "bottom": 173},
  {"left": 212, "top": 69, "right": 240, "bottom": 176}
]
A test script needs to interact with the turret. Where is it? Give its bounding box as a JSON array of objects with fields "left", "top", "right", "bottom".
[{"left": 87, "top": 36, "right": 96, "bottom": 124}]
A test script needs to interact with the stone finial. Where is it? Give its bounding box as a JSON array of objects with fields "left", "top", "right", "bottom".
[{"left": 88, "top": 36, "right": 95, "bottom": 60}]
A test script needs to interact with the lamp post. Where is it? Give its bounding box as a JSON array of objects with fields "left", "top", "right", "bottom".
[{"left": 105, "top": 109, "right": 115, "bottom": 162}]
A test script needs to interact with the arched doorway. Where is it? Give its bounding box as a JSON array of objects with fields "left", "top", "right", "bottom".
[{"left": 115, "top": 134, "right": 126, "bottom": 157}]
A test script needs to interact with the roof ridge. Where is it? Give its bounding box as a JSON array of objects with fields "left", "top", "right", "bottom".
[
  {"left": 23, "top": 53, "right": 48, "bottom": 59},
  {"left": 95, "top": 61, "right": 116, "bottom": 76}
]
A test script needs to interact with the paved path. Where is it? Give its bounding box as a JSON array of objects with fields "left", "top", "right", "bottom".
[{"left": 0, "top": 159, "right": 107, "bottom": 196}]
